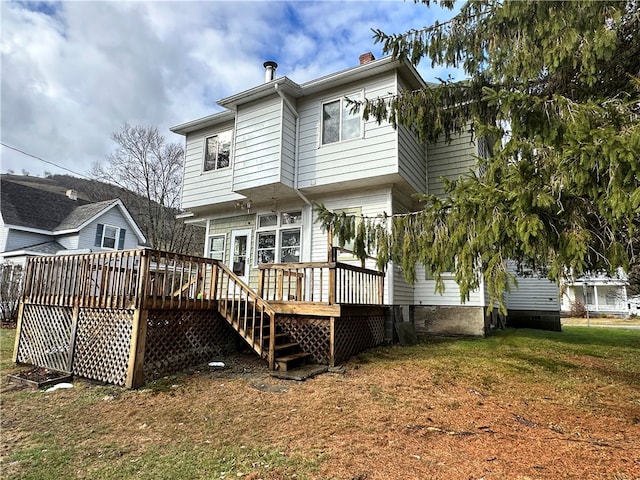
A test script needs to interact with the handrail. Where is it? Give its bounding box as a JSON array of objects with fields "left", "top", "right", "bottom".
[{"left": 258, "top": 261, "right": 384, "bottom": 305}]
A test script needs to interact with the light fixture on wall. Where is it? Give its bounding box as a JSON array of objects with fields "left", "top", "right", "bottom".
[{"left": 235, "top": 200, "right": 253, "bottom": 213}]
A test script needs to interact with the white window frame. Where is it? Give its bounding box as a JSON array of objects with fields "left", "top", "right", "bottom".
[
  {"left": 332, "top": 207, "right": 362, "bottom": 260},
  {"left": 320, "top": 90, "right": 364, "bottom": 146},
  {"left": 203, "top": 129, "right": 232, "bottom": 172},
  {"left": 207, "top": 234, "right": 226, "bottom": 261},
  {"left": 101, "top": 224, "right": 120, "bottom": 250},
  {"left": 255, "top": 210, "right": 302, "bottom": 265}
]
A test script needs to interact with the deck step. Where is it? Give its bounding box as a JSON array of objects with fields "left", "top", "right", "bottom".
[
  {"left": 275, "top": 352, "right": 311, "bottom": 371},
  {"left": 274, "top": 342, "right": 299, "bottom": 352}
]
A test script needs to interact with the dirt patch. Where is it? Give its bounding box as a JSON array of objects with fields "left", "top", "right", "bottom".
[{"left": 6, "top": 366, "right": 72, "bottom": 389}]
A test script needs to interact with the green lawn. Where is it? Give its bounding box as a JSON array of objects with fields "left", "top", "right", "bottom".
[{"left": 1, "top": 326, "right": 639, "bottom": 480}]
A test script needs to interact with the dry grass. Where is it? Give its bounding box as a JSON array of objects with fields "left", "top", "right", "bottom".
[{"left": 2, "top": 326, "right": 639, "bottom": 480}]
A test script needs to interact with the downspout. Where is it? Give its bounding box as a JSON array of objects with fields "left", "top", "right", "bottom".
[{"left": 274, "top": 83, "right": 312, "bottom": 207}]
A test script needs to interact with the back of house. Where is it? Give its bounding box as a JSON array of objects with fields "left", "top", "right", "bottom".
[{"left": 172, "top": 53, "right": 560, "bottom": 335}]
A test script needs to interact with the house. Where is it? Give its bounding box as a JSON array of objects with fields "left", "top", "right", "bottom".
[
  {"left": 0, "top": 175, "right": 147, "bottom": 265},
  {"left": 561, "top": 270, "right": 637, "bottom": 317},
  {"left": 171, "top": 53, "right": 560, "bottom": 335}
]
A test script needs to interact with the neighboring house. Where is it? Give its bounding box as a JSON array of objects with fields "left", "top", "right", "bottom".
[
  {"left": 561, "top": 270, "right": 637, "bottom": 317},
  {"left": 0, "top": 175, "right": 147, "bottom": 266},
  {"left": 171, "top": 53, "right": 560, "bottom": 335}
]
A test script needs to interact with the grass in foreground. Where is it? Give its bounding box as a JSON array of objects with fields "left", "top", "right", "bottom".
[{"left": 1, "top": 326, "right": 639, "bottom": 480}]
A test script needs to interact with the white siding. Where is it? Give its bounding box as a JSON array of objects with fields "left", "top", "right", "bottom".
[
  {"left": 56, "top": 233, "right": 79, "bottom": 250},
  {"left": 181, "top": 119, "right": 242, "bottom": 211},
  {"left": 398, "top": 124, "right": 427, "bottom": 194},
  {"left": 427, "top": 131, "right": 477, "bottom": 196},
  {"left": 281, "top": 97, "right": 297, "bottom": 186},
  {"left": 413, "top": 266, "right": 485, "bottom": 307},
  {"left": 397, "top": 76, "right": 427, "bottom": 194},
  {"left": 297, "top": 72, "right": 399, "bottom": 190},
  {"left": 505, "top": 271, "right": 560, "bottom": 312},
  {"left": 233, "top": 95, "right": 289, "bottom": 192},
  {"left": 0, "top": 224, "right": 8, "bottom": 252},
  {"left": 5, "top": 230, "right": 50, "bottom": 251},
  {"left": 78, "top": 208, "right": 141, "bottom": 251},
  {"left": 390, "top": 188, "right": 416, "bottom": 304}
]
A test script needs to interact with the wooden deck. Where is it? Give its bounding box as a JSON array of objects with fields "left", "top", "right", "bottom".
[{"left": 14, "top": 249, "right": 387, "bottom": 388}]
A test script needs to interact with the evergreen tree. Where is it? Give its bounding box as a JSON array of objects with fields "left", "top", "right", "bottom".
[{"left": 317, "top": 0, "right": 640, "bottom": 311}]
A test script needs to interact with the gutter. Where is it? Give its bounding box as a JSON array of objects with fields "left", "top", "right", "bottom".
[{"left": 274, "top": 83, "right": 312, "bottom": 207}]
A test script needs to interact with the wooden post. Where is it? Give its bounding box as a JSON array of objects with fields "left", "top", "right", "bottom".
[
  {"left": 211, "top": 262, "right": 219, "bottom": 301},
  {"left": 12, "top": 299, "right": 26, "bottom": 363},
  {"left": 257, "top": 268, "right": 264, "bottom": 298},
  {"left": 65, "top": 302, "right": 80, "bottom": 373},
  {"left": 125, "top": 308, "right": 148, "bottom": 389},
  {"left": 268, "top": 311, "right": 276, "bottom": 370},
  {"left": 378, "top": 274, "right": 384, "bottom": 305},
  {"left": 328, "top": 265, "right": 336, "bottom": 305},
  {"left": 276, "top": 269, "right": 284, "bottom": 302},
  {"left": 329, "top": 316, "right": 336, "bottom": 367}
]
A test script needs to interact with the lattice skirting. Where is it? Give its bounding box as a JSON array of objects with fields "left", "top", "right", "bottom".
[
  {"left": 143, "top": 310, "right": 238, "bottom": 381},
  {"left": 73, "top": 308, "right": 134, "bottom": 386},
  {"left": 16, "top": 304, "right": 73, "bottom": 372},
  {"left": 278, "top": 316, "right": 331, "bottom": 364},
  {"left": 333, "top": 315, "right": 385, "bottom": 365}
]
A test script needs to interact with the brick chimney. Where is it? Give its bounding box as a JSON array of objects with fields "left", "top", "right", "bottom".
[{"left": 359, "top": 52, "right": 375, "bottom": 65}]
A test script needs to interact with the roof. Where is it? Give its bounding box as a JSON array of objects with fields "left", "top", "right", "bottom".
[
  {"left": 0, "top": 176, "right": 91, "bottom": 230},
  {"left": 171, "top": 55, "right": 426, "bottom": 135},
  {"left": 0, "top": 177, "right": 145, "bottom": 243},
  {"left": 56, "top": 199, "right": 119, "bottom": 230}
]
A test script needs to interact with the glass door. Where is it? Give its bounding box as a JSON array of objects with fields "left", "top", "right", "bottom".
[{"left": 229, "top": 229, "right": 251, "bottom": 284}]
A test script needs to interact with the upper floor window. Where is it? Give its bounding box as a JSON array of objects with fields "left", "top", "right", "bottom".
[
  {"left": 322, "top": 94, "right": 362, "bottom": 145},
  {"left": 204, "top": 130, "right": 232, "bottom": 172},
  {"left": 94, "top": 223, "right": 125, "bottom": 250},
  {"left": 256, "top": 211, "right": 302, "bottom": 265}
]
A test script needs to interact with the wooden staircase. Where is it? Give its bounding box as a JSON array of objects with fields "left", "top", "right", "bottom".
[{"left": 214, "top": 263, "right": 311, "bottom": 371}]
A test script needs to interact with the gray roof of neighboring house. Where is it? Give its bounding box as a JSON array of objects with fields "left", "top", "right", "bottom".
[
  {"left": 23, "top": 241, "right": 66, "bottom": 254},
  {"left": 56, "top": 199, "right": 119, "bottom": 230},
  {"left": 0, "top": 176, "right": 118, "bottom": 232}
]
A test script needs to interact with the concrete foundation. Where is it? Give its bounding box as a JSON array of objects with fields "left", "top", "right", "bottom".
[{"left": 410, "top": 305, "right": 486, "bottom": 337}]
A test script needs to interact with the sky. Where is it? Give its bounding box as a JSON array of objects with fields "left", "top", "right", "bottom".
[{"left": 1, "top": 0, "right": 462, "bottom": 179}]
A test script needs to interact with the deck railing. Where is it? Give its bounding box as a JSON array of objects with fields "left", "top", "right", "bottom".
[
  {"left": 258, "top": 261, "right": 384, "bottom": 305},
  {"left": 21, "top": 249, "right": 225, "bottom": 310},
  {"left": 22, "top": 249, "right": 385, "bottom": 310}
]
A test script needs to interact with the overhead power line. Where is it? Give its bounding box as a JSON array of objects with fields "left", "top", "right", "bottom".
[{"left": 1, "top": 142, "right": 92, "bottom": 179}]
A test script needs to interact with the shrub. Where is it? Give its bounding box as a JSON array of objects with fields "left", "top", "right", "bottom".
[{"left": 569, "top": 300, "right": 587, "bottom": 318}]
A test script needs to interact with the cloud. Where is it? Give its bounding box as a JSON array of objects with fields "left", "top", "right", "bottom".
[{"left": 0, "top": 1, "right": 461, "bottom": 177}]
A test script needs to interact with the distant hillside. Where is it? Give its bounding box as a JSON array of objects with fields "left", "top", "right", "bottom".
[{"left": 1, "top": 174, "right": 205, "bottom": 255}]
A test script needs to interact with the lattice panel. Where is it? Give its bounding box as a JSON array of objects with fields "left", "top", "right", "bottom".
[
  {"left": 333, "top": 315, "right": 385, "bottom": 365},
  {"left": 16, "top": 304, "right": 73, "bottom": 372},
  {"left": 143, "top": 310, "right": 238, "bottom": 381},
  {"left": 278, "top": 316, "right": 331, "bottom": 364},
  {"left": 73, "top": 309, "right": 134, "bottom": 386}
]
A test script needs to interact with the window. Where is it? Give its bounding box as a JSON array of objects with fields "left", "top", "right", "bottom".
[
  {"left": 207, "top": 234, "right": 226, "bottom": 261},
  {"left": 255, "top": 211, "right": 302, "bottom": 264},
  {"left": 204, "top": 130, "right": 232, "bottom": 171},
  {"left": 94, "top": 223, "right": 125, "bottom": 250},
  {"left": 322, "top": 93, "right": 362, "bottom": 145},
  {"left": 332, "top": 207, "right": 361, "bottom": 258}
]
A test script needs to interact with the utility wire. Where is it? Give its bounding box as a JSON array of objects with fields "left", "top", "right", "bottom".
[{"left": 1, "top": 142, "right": 92, "bottom": 179}]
